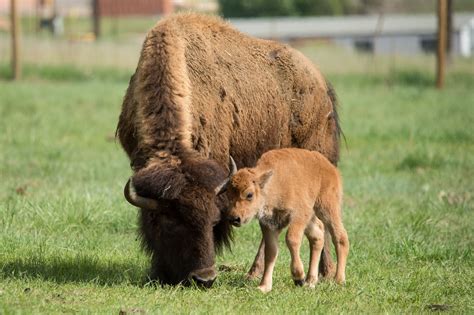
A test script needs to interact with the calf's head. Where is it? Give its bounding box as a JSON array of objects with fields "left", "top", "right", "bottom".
[
  {"left": 124, "top": 155, "right": 236, "bottom": 287},
  {"left": 219, "top": 168, "right": 273, "bottom": 227}
]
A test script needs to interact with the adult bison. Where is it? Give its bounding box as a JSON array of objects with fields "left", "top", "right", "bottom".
[{"left": 116, "top": 13, "right": 341, "bottom": 287}]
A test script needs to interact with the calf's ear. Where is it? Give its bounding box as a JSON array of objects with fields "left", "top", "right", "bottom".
[{"left": 257, "top": 170, "right": 273, "bottom": 189}]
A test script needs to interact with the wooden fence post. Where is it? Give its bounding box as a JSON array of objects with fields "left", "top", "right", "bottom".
[
  {"left": 10, "top": 0, "right": 21, "bottom": 80},
  {"left": 92, "top": 0, "right": 101, "bottom": 39},
  {"left": 436, "top": 0, "right": 447, "bottom": 89}
]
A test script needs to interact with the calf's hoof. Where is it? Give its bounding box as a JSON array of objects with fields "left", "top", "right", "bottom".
[
  {"left": 245, "top": 272, "right": 260, "bottom": 281},
  {"left": 335, "top": 275, "right": 346, "bottom": 285},
  {"left": 246, "top": 265, "right": 263, "bottom": 280},
  {"left": 293, "top": 279, "right": 305, "bottom": 287},
  {"left": 258, "top": 285, "right": 272, "bottom": 293},
  {"left": 304, "top": 276, "right": 318, "bottom": 288}
]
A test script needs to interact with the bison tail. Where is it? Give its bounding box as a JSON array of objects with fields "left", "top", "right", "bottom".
[{"left": 326, "top": 80, "right": 346, "bottom": 158}]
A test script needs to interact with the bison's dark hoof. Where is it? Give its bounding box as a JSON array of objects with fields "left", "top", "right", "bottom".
[{"left": 294, "top": 279, "right": 305, "bottom": 286}]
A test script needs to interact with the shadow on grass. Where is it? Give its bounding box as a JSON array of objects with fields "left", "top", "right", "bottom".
[
  {"left": 396, "top": 151, "right": 446, "bottom": 171},
  {"left": 1, "top": 256, "right": 259, "bottom": 289},
  {"left": 1, "top": 255, "right": 145, "bottom": 286},
  {"left": 386, "top": 69, "right": 433, "bottom": 87}
]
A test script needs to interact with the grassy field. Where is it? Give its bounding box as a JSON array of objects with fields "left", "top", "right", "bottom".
[{"left": 0, "top": 45, "right": 473, "bottom": 313}]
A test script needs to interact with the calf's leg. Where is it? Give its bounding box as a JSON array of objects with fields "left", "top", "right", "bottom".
[
  {"left": 319, "top": 235, "right": 336, "bottom": 278},
  {"left": 327, "top": 219, "right": 349, "bottom": 284},
  {"left": 250, "top": 225, "right": 335, "bottom": 281},
  {"left": 304, "top": 216, "right": 325, "bottom": 288},
  {"left": 286, "top": 221, "right": 306, "bottom": 286},
  {"left": 246, "top": 223, "right": 266, "bottom": 280},
  {"left": 258, "top": 225, "right": 281, "bottom": 293},
  {"left": 320, "top": 200, "right": 349, "bottom": 284}
]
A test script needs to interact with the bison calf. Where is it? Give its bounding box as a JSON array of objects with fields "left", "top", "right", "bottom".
[{"left": 221, "top": 148, "right": 349, "bottom": 293}]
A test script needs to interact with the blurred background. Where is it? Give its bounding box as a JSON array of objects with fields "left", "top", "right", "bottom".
[{"left": 1, "top": 0, "right": 473, "bottom": 82}]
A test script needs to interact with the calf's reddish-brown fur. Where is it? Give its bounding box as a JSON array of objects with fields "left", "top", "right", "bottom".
[
  {"left": 116, "top": 13, "right": 341, "bottom": 286},
  {"left": 226, "top": 148, "right": 349, "bottom": 293}
]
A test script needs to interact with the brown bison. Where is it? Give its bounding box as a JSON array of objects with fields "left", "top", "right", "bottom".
[{"left": 116, "top": 13, "right": 341, "bottom": 287}]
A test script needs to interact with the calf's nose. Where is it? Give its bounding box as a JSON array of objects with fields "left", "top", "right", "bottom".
[{"left": 228, "top": 216, "right": 241, "bottom": 226}]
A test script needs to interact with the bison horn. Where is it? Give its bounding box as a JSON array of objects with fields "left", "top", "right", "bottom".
[
  {"left": 229, "top": 155, "right": 237, "bottom": 176},
  {"left": 124, "top": 178, "right": 159, "bottom": 210},
  {"left": 215, "top": 156, "right": 238, "bottom": 195}
]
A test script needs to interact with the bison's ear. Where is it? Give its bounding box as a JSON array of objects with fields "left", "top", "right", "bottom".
[
  {"left": 132, "top": 164, "right": 187, "bottom": 200},
  {"left": 257, "top": 170, "right": 273, "bottom": 189}
]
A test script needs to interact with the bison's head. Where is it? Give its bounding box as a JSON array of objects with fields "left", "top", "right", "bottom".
[{"left": 124, "top": 154, "right": 236, "bottom": 287}]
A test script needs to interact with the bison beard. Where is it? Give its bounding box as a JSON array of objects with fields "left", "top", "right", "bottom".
[{"left": 116, "top": 14, "right": 341, "bottom": 286}]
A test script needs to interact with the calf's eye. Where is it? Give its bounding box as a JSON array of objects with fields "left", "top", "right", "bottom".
[{"left": 246, "top": 192, "right": 253, "bottom": 201}]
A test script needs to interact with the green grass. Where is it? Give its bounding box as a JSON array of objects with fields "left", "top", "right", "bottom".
[
  {"left": 0, "top": 63, "right": 132, "bottom": 82},
  {"left": 1, "top": 58, "right": 473, "bottom": 313}
]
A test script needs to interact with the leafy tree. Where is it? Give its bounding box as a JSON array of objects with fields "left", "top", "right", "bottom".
[
  {"left": 219, "top": 0, "right": 359, "bottom": 17},
  {"left": 294, "top": 0, "right": 344, "bottom": 16},
  {"left": 219, "top": 0, "right": 296, "bottom": 18}
]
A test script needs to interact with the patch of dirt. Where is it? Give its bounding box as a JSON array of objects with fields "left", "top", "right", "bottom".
[
  {"left": 119, "top": 307, "right": 146, "bottom": 315},
  {"left": 15, "top": 185, "right": 28, "bottom": 196},
  {"left": 106, "top": 134, "right": 116, "bottom": 142},
  {"left": 438, "top": 190, "right": 471, "bottom": 206},
  {"left": 426, "top": 304, "right": 451, "bottom": 311},
  {"left": 218, "top": 264, "right": 234, "bottom": 272}
]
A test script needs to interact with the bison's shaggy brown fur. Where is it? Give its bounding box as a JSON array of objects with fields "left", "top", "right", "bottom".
[{"left": 116, "top": 13, "right": 341, "bottom": 286}]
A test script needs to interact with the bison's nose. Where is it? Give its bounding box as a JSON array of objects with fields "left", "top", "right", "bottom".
[
  {"left": 228, "top": 216, "right": 241, "bottom": 227},
  {"left": 189, "top": 266, "right": 217, "bottom": 288},
  {"left": 191, "top": 275, "right": 216, "bottom": 288}
]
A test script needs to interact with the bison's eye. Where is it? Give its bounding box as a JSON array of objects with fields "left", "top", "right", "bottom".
[{"left": 246, "top": 192, "right": 253, "bottom": 201}]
